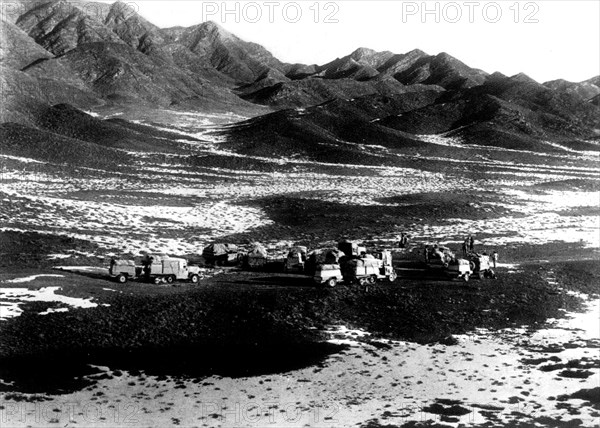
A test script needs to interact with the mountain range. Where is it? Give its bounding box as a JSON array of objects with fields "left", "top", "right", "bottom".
[{"left": 1, "top": 0, "right": 599, "bottom": 165}]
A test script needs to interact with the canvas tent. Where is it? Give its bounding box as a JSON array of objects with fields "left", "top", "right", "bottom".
[
  {"left": 247, "top": 243, "right": 268, "bottom": 269},
  {"left": 308, "top": 248, "right": 345, "bottom": 265},
  {"left": 202, "top": 243, "right": 239, "bottom": 265}
]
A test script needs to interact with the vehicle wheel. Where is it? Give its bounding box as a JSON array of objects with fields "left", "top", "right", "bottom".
[
  {"left": 478, "top": 271, "right": 484, "bottom": 280},
  {"left": 489, "top": 269, "right": 497, "bottom": 279},
  {"left": 463, "top": 273, "right": 470, "bottom": 282},
  {"left": 358, "top": 277, "right": 367, "bottom": 286},
  {"left": 443, "top": 262, "right": 449, "bottom": 269},
  {"left": 368, "top": 275, "right": 377, "bottom": 285},
  {"left": 388, "top": 271, "right": 397, "bottom": 282},
  {"left": 154, "top": 277, "right": 162, "bottom": 285},
  {"left": 166, "top": 275, "right": 175, "bottom": 284},
  {"left": 189, "top": 274, "right": 199, "bottom": 284},
  {"left": 115, "top": 274, "right": 127, "bottom": 284},
  {"left": 326, "top": 278, "right": 337, "bottom": 288}
]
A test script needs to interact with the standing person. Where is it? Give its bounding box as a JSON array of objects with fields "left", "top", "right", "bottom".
[
  {"left": 424, "top": 246, "right": 429, "bottom": 263},
  {"left": 462, "top": 240, "right": 468, "bottom": 256},
  {"left": 469, "top": 235, "right": 475, "bottom": 252},
  {"left": 491, "top": 251, "right": 498, "bottom": 269},
  {"left": 399, "top": 233, "right": 406, "bottom": 248}
]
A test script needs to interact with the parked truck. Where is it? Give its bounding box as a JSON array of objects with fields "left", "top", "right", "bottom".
[
  {"left": 425, "top": 245, "right": 474, "bottom": 281},
  {"left": 142, "top": 255, "right": 201, "bottom": 284},
  {"left": 444, "top": 258, "right": 473, "bottom": 282},
  {"left": 109, "top": 259, "right": 141, "bottom": 284},
  {"left": 425, "top": 245, "right": 455, "bottom": 268},
  {"left": 284, "top": 246, "right": 308, "bottom": 272},
  {"left": 468, "top": 253, "right": 497, "bottom": 279},
  {"left": 313, "top": 264, "right": 344, "bottom": 287},
  {"left": 341, "top": 250, "right": 397, "bottom": 285},
  {"left": 313, "top": 250, "right": 397, "bottom": 287},
  {"left": 109, "top": 256, "right": 201, "bottom": 284}
]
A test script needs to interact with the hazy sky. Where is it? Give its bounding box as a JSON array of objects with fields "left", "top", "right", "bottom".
[{"left": 97, "top": 0, "right": 599, "bottom": 83}]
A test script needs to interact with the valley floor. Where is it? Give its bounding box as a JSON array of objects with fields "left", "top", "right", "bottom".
[{"left": 0, "top": 110, "right": 599, "bottom": 427}]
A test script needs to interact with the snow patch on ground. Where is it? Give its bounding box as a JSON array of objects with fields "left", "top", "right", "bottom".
[
  {"left": 4, "top": 297, "right": 596, "bottom": 426},
  {"left": 0, "top": 286, "right": 100, "bottom": 320},
  {"left": 3, "top": 274, "right": 65, "bottom": 284}
]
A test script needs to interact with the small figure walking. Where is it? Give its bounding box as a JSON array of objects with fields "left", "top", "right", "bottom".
[
  {"left": 462, "top": 240, "right": 468, "bottom": 256},
  {"left": 424, "top": 246, "right": 430, "bottom": 263},
  {"left": 468, "top": 235, "right": 475, "bottom": 252},
  {"left": 491, "top": 251, "right": 498, "bottom": 269},
  {"left": 399, "top": 233, "right": 406, "bottom": 248}
]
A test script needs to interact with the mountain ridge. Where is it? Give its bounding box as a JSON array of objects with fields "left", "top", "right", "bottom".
[{"left": 2, "top": 0, "right": 598, "bottom": 164}]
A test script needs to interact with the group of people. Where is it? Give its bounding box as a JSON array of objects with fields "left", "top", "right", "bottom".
[
  {"left": 461, "top": 235, "right": 499, "bottom": 267},
  {"left": 397, "top": 233, "right": 410, "bottom": 248},
  {"left": 461, "top": 234, "right": 475, "bottom": 256}
]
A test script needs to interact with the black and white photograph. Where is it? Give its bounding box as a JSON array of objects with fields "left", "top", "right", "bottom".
[{"left": 0, "top": 0, "right": 599, "bottom": 426}]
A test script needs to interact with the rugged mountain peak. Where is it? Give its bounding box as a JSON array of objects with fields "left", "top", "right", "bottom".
[
  {"left": 106, "top": 1, "right": 143, "bottom": 25},
  {"left": 0, "top": 19, "right": 53, "bottom": 70},
  {"left": 193, "top": 20, "right": 237, "bottom": 43},
  {"left": 583, "top": 75, "right": 600, "bottom": 86},
  {"left": 16, "top": 0, "right": 124, "bottom": 55},
  {"left": 350, "top": 47, "right": 382, "bottom": 61},
  {"left": 104, "top": 0, "right": 164, "bottom": 53},
  {"left": 349, "top": 47, "right": 395, "bottom": 69},
  {"left": 511, "top": 72, "right": 539, "bottom": 84},
  {"left": 405, "top": 48, "right": 428, "bottom": 57},
  {"left": 389, "top": 50, "right": 487, "bottom": 90},
  {"left": 375, "top": 49, "right": 428, "bottom": 76},
  {"left": 487, "top": 71, "right": 509, "bottom": 81},
  {"left": 544, "top": 77, "right": 600, "bottom": 102},
  {"left": 432, "top": 52, "right": 480, "bottom": 73},
  {"left": 165, "top": 20, "right": 285, "bottom": 83}
]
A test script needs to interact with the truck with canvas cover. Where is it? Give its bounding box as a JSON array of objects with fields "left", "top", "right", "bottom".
[
  {"left": 468, "top": 253, "right": 496, "bottom": 279},
  {"left": 341, "top": 250, "right": 397, "bottom": 285},
  {"left": 305, "top": 248, "right": 345, "bottom": 275},
  {"left": 109, "top": 259, "right": 141, "bottom": 283},
  {"left": 445, "top": 258, "right": 473, "bottom": 282},
  {"left": 313, "top": 264, "right": 343, "bottom": 287},
  {"left": 284, "top": 246, "right": 307, "bottom": 272},
  {"left": 202, "top": 243, "right": 239, "bottom": 266},
  {"left": 142, "top": 255, "right": 201, "bottom": 284},
  {"left": 426, "top": 245, "right": 455, "bottom": 268}
]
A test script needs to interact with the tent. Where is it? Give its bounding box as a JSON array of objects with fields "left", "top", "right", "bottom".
[
  {"left": 202, "top": 243, "right": 238, "bottom": 258},
  {"left": 287, "top": 246, "right": 308, "bottom": 257},
  {"left": 310, "top": 248, "right": 345, "bottom": 265},
  {"left": 247, "top": 244, "right": 268, "bottom": 268},
  {"left": 202, "top": 243, "right": 239, "bottom": 265},
  {"left": 248, "top": 244, "right": 268, "bottom": 258}
]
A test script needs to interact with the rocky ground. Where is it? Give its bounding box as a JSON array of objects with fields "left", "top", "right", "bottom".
[{"left": 0, "top": 109, "right": 599, "bottom": 427}]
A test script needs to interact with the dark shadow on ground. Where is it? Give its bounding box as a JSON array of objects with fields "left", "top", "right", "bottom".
[{"left": 0, "top": 342, "right": 346, "bottom": 395}]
